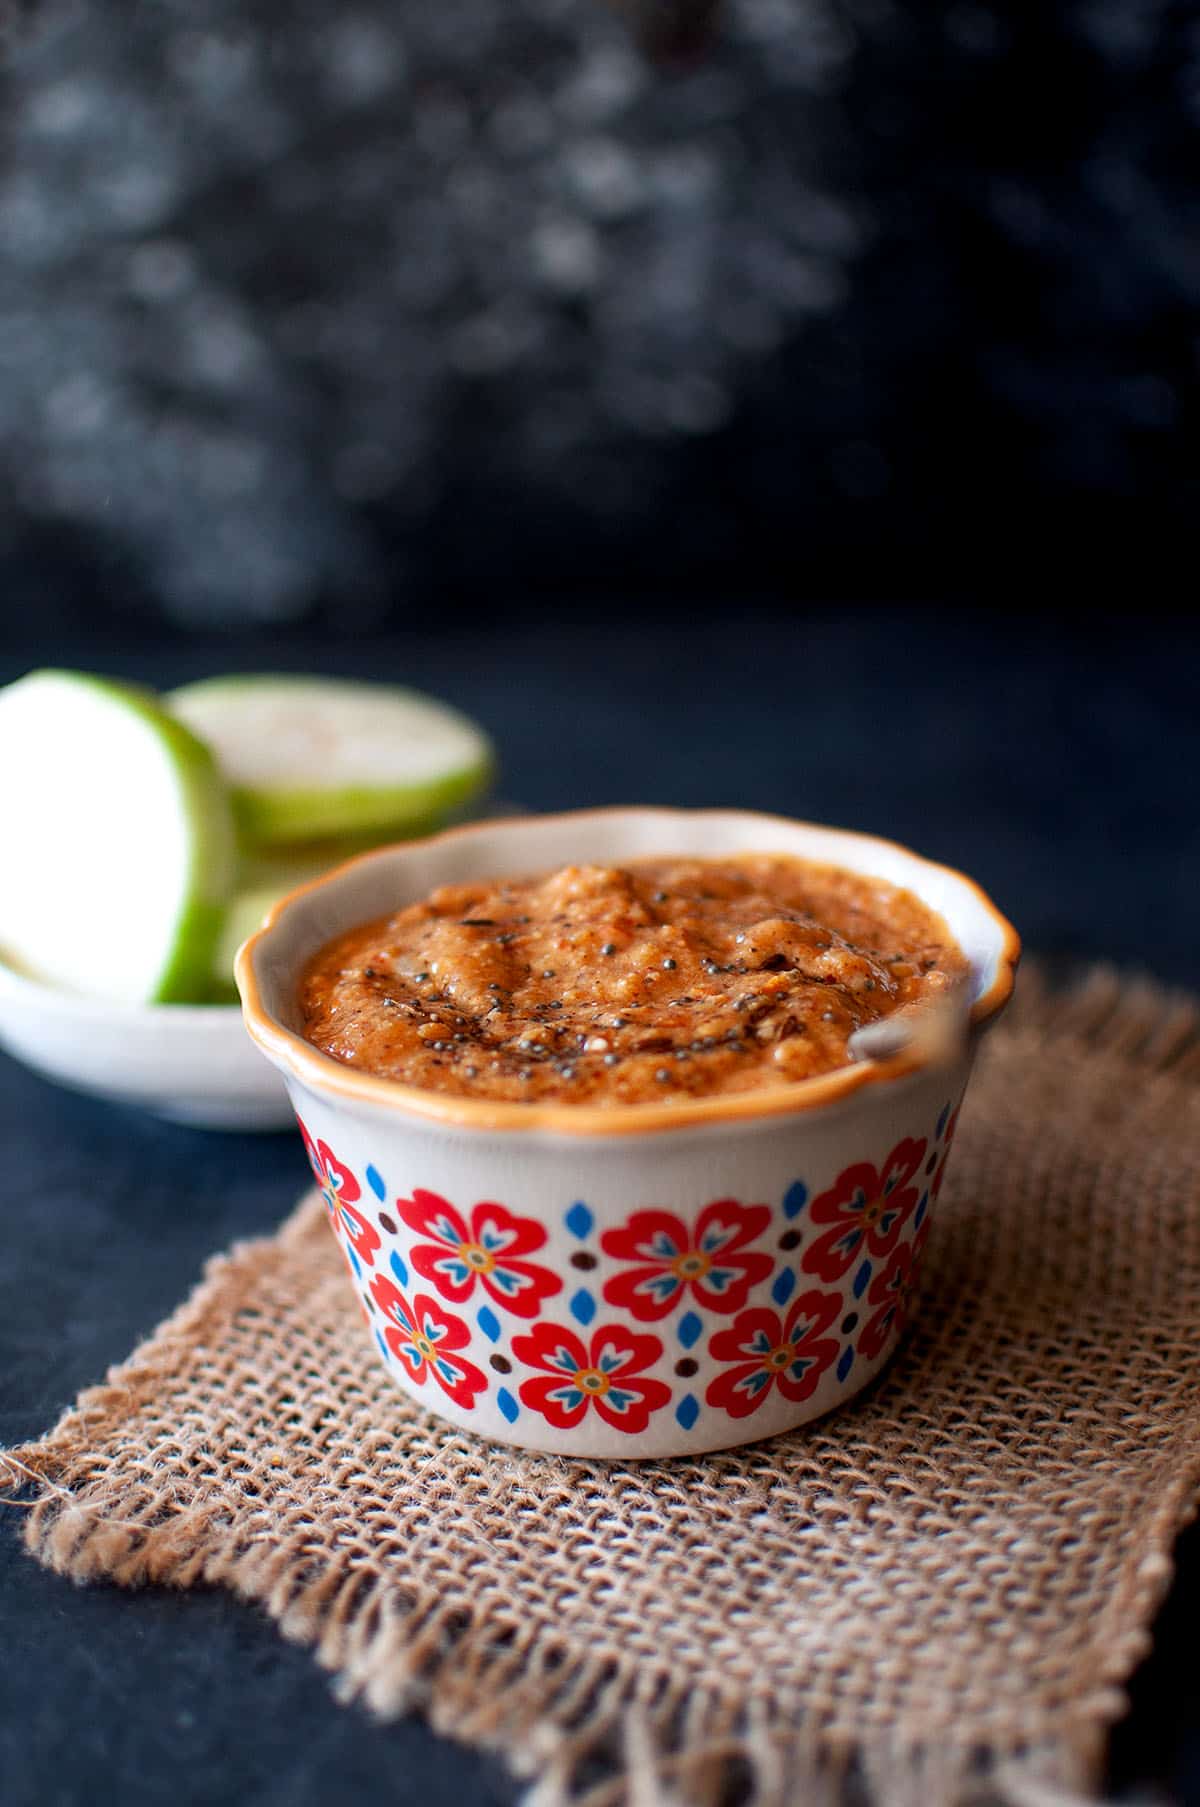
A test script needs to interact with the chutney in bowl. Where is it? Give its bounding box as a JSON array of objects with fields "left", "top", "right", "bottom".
[{"left": 237, "top": 808, "right": 1018, "bottom": 1457}]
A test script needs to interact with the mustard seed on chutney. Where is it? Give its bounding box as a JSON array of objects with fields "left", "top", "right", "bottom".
[{"left": 299, "top": 855, "right": 969, "bottom": 1105}]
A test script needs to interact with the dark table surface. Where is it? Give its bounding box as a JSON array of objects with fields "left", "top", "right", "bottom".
[{"left": 2, "top": 605, "right": 1198, "bottom": 1806}]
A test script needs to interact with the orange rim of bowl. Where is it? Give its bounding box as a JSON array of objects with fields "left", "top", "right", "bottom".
[{"left": 236, "top": 806, "right": 1022, "bottom": 1138}]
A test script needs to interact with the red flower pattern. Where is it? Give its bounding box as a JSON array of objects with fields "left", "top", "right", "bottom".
[
  {"left": 368, "top": 1274, "right": 487, "bottom": 1409},
  {"left": 600, "top": 1199, "right": 773, "bottom": 1321},
  {"left": 800, "top": 1137, "right": 926, "bottom": 1282},
  {"left": 294, "top": 1123, "right": 946, "bottom": 1431},
  {"left": 513, "top": 1321, "right": 671, "bottom": 1433},
  {"left": 705, "top": 1291, "right": 841, "bottom": 1418},
  {"left": 396, "top": 1189, "right": 561, "bottom": 1318},
  {"left": 857, "top": 1224, "right": 930, "bottom": 1361},
  {"left": 297, "top": 1115, "right": 380, "bottom": 1268}
]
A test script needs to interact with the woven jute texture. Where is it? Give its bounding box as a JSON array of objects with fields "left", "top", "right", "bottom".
[{"left": 6, "top": 966, "right": 1200, "bottom": 1807}]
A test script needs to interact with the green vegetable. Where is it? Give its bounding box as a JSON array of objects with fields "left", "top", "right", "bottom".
[
  {"left": 166, "top": 674, "right": 495, "bottom": 848},
  {"left": 207, "top": 845, "right": 364, "bottom": 999},
  {"left": 0, "top": 669, "right": 236, "bottom": 1002}
]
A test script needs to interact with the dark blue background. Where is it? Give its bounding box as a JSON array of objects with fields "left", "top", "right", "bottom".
[
  {"left": 1, "top": 0, "right": 1195, "bottom": 629},
  {"left": 2, "top": 605, "right": 1197, "bottom": 1804}
]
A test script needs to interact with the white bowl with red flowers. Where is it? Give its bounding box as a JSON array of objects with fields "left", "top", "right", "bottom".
[{"left": 237, "top": 808, "right": 1018, "bottom": 1458}]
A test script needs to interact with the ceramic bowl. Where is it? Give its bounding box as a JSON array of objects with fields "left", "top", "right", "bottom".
[
  {"left": 238, "top": 808, "right": 1019, "bottom": 1458},
  {"left": 0, "top": 957, "right": 294, "bottom": 1129}
]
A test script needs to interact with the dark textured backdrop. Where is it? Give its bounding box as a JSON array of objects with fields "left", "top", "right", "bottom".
[
  {"left": 1, "top": 0, "right": 1197, "bottom": 1781},
  {"left": 1, "top": 0, "right": 1195, "bottom": 629}
]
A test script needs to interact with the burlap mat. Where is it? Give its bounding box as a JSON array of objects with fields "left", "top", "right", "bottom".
[{"left": 6, "top": 966, "right": 1200, "bottom": 1807}]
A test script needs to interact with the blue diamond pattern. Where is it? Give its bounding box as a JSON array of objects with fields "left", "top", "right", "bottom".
[
  {"left": 497, "top": 1387, "right": 519, "bottom": 1423},
  {"left": 570, "top": 1288, "right": 596, "bottom": 1325},
  {"left": 375, "top": 1330, "right": 389, "bottom": 1366},
  {"left": 914, "top": 1191, "right": 929, "bottom": 1229},
  {"left": 771, "top": 1268, "right": 796, "bottom": 1305},
  {"left": 836, "top": 1346, "right": 854, "bottom": 1382},
  {"left": 677, "top": 1310, "right": 703, "bottom": 1349},
  {"left": 389, "top": 1250, "right": 409, "bottom": 1288},
  {"left": 853, "top": 1258, "right": 872, "bottom": 1298},
  {"left": 348, "top": 1247, "right": 362, "bottom": 1279},
  {"left": 783, "top": 1180, "right": 808, "bottom": 1219},
  {"left": 675, "top": 1395, "right": 700, "bottom": 1431},
  {"left": 565, "top": 1201, "right": 594, "bottom": 1239},
  {"left": 365, "top": 1164, "right": 386, "bottom": 1200},
  {"left": 476, "top": 1306, "right": 501, "bottom": 1342}
]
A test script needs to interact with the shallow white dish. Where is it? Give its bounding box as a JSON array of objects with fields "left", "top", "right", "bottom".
[
  {"left": 0, "top": 958, "right": 291, "bottom": 1129},
  {"left": 0, "top": 803, "right": 520, "bottom": 1130}
]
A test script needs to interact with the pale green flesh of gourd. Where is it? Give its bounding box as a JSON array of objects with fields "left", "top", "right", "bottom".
[
  {"left": 166, "top": 675, "right": 495, "bottom": 848},
  {"left": 0, "top": 669, "right": 236, "bottom": 1002}
]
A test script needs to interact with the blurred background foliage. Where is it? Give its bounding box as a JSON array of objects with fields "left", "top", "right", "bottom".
[{"left": 0, "top": 0, "right": 1194, "bottom": 632}]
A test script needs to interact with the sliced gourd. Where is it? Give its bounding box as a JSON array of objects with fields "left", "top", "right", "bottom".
[
  {"left": 0, "top": 669, "right": 236, "bottom": 1001},
  {"left": 235, "top": 837, "right": 384, "bottom": 893},
  {"left": 208, "top": 843, "right": 364, "bottom": 1000},
  {"left": 166, "top": 675, "right": 495, "bottom": 848},
  {"left": 207, "top": 884, "right": 288, "bottom": 1003}
]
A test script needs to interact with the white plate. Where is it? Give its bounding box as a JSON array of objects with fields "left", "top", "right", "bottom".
[
  {"left": 0, "top": 803, "right": 524, "bottom": 1130},
  {"left": 0, "top": 956, "right": 292, "bottom": 1129}
]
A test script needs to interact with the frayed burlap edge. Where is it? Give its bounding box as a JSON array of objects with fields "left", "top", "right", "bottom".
[{"left": 5, "top": 962, "right": 1200, "bottom": 1807}]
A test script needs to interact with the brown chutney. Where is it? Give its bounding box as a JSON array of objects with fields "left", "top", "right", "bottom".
[{"left": 298, "top": 854, "right": 969, "bottom": 1106}]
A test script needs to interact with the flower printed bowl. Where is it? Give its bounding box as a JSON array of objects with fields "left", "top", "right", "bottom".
[{"left": 237, "top": 808, "right": 1019, "bottom": 1458}]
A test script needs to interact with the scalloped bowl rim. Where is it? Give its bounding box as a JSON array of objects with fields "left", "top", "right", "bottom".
[{"left": 237, "top": 807, "right": 1020, "bottom": 1138}]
